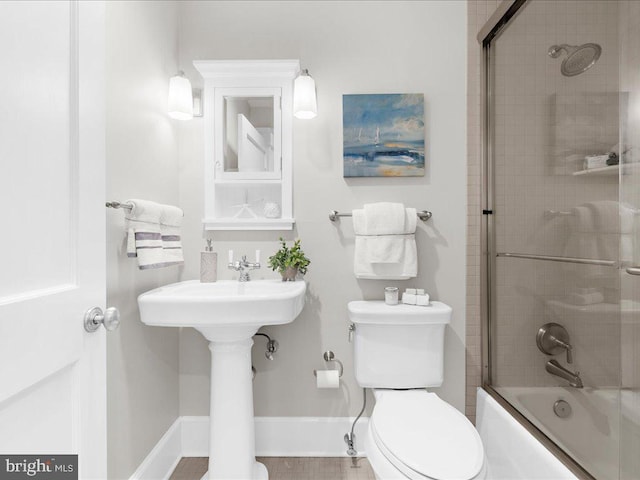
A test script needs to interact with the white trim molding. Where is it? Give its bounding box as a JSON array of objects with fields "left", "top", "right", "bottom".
[
  {"left": 129, "top": 419, "right": 183, "bottom": 480},
  {"left": 130, "top": 416, "right": 370, "bottom": 480}
]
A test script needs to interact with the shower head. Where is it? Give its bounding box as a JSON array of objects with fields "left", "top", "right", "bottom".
[{"left": 548, "top": 43, "right": 602, "bottom": 77}]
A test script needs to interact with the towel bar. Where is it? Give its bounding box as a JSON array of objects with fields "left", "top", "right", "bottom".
[
  {"left": 329, "top": 209, "right": 432, "bottom": 222},
  {"left": 545, "top": 208, "right": 640, "bottom": 218},
  {"left": 497, "top": 252, "right": 617, "bottom": 267},
  {"left": 106, "top": 201, "right": 133, "bottom": 212}
]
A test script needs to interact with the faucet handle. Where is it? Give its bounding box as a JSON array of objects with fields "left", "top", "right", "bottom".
[
  {"left": 549, "top": 335, "right": 573, "bottom": 363},
  {"left": 536, "top": 323, "right": 574, "bottom": 364}
]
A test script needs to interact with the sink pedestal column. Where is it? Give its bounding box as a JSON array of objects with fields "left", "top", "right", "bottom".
[{"left": 205, "top": 336, "right": 267, "bottom": 480}]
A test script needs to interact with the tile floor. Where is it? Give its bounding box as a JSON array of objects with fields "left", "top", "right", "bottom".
[{"left": 170, "top": 457, "right": 376, "bottom": 480}]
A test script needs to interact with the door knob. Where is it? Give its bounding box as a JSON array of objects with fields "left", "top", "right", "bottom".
[{"left": 84, "top": 306, "right": 121, "bottom": 333}]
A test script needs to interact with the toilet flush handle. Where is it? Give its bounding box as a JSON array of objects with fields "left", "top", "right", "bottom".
[{"left": 348, "top": 323, "right": 355, "bottom": 343}]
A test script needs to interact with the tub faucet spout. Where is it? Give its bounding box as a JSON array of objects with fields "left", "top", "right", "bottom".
[{"left": 546, "top": 359, "right": 583, "bottom": 388}]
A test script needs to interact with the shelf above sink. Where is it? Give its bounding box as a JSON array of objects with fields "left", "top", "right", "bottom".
[{"left": 203, "top": 217, "right": 295, "bottom": 231}]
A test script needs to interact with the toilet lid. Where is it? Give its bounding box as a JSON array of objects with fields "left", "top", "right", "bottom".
[{"left": 371, "top": 390, "right": 484, "bottom": 480}]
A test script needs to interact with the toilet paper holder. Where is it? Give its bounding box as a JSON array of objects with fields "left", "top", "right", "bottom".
[{"left": 313, "top": 351, "right": 344, "bottom": 378}]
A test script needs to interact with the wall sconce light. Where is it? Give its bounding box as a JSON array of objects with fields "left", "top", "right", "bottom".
[
  {"left": 168, "top": 71, "right": 194, "bottom": 121},
  {"left": 293, "top": 69, "right": 317, "bottom": 119}
]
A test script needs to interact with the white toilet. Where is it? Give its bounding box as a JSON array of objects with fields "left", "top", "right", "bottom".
[{"left": 348, "top": 301, "right": 486, "bottom": 480}]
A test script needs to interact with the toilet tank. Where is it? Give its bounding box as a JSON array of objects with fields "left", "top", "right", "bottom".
[{"left": 348, "top": 300, "right": 452, "bottom": 389}]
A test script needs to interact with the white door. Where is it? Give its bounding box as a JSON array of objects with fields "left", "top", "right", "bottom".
[{"left": 0, "top": 1, "right": 106, "bottom": 478}]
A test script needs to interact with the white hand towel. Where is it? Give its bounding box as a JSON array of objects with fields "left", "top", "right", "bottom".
[
  {"left": 159, "top": 204, "right": 184, "bottom": 266},
  {"left": 354, "top": 236, "right": 417, "bottom": 279},
  {"left": 361, "top": 235, "right": 407, "bottom": 263},
  {"left": 125, "top": 199, "right": 184, "bottom": 269},
  {"left": 352, "top": 204, "right": 418, "bottom": 279},
  {"left": 125, "top": 199, "right": 163, "bottom": 269}
]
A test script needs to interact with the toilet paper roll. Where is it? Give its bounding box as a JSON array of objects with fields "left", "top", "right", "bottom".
[{"left": 316, "top": 370, "right": 340, "bottom": 389}]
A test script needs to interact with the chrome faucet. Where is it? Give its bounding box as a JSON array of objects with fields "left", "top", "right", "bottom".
[
  {"left": 546, "top": 359, "right": 583, "bottom": 388},
  {"left": 228, "top": 253, "right": 260, "bottom": 282}
]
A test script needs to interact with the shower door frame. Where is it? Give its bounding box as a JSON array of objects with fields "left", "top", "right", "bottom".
[{"left": 479, "top": 1, "right": 597, "bottom": 479}]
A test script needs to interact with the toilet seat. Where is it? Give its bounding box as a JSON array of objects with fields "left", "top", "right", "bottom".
[{"left": 370, "top": 390, "right": 484, "bottom": 480}]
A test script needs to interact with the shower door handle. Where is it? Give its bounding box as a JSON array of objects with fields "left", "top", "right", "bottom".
[{"left": 625, "top": 267, "right": 640, "bottom": 276}]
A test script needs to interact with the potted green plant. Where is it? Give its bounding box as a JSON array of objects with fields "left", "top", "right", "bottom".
[{"left": 268, "top": 237, "right": 311, "bottom": 281}]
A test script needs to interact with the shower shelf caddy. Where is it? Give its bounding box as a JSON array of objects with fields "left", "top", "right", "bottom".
[
  {"left": 573, "top": 165, "right": 618, "bottom": 176},
  {"left": 573, "top": 163, "right": 640, "bottom": 177}
]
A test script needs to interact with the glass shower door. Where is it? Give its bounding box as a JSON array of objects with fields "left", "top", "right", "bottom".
[
  {"left": 486, "top": 1, "right": 623, "bottom": 478},
  {"left": 618, "top": 2, "right": 640, "bottom": 479}
]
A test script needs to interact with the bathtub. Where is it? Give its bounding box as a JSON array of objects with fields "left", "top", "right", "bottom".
[
  {"left": 476, "top": 388, "right": 577, "bottom": 480},
  {"left": 492, "top": 386, "right": 619, "bottom": 479}
]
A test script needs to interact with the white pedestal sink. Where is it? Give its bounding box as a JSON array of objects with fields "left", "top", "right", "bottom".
[{"left": 138, "top": 279, "right": 306, "bottom": 480}]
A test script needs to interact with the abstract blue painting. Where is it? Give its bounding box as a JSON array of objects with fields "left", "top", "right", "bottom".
[{"left": 343, "top": 93, "right": 425, "bottom": 177}]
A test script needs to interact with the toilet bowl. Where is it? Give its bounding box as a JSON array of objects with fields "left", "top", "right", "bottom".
[
  {"left": 364, "top": 390, "right": 486, "bottom": 480},
  {"left": 347, "top": 301, "right": 486, "bottom": 480}
]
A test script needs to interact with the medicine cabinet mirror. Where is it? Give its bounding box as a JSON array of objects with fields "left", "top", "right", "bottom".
[
  {"left": 219, "top": 93, "right": 279, "bottom": 177},
  {"left": 194, "top": 60, "right": 299, "bottom": 230}
]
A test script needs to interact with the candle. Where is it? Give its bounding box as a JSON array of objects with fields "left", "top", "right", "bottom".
[
  {"left": 228, "top": 250, "right": 233, "bottom": 264},
  {"left": 256, "top": 249, "right": 261, "bottom": 264}
]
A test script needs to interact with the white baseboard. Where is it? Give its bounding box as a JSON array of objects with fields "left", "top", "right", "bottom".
[
  {"left": 131, "top": 416, "right": 370, "bottom": 480},
  {"left": 129, "top": 418, "right": 183, "bottom": 480}
]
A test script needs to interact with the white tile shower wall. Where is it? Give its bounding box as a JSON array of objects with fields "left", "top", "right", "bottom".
[
  {"left": 490, "top": 0, "right": 621, "bottom": 390},
  {"left": 105, "top": 2, "right": 181, "bottom": 479},
  {"left": 177, "top": 1, "right": 468, "bottom": 418}
]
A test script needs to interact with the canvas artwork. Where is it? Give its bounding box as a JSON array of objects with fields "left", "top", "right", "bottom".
[{"left": 343, "top": 93, "right": 425, "bottom": 177}]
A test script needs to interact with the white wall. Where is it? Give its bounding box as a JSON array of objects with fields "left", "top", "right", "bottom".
[
  {"left": 177, "top": 1, "right": 467, "bottom": 417},
  {"left": 106, "top": 2, "right": 181, "bottom": 478}
]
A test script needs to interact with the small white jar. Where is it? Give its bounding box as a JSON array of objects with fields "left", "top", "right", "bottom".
[{"left": 385, "top": 287, "right": 399, "bottom": 305}]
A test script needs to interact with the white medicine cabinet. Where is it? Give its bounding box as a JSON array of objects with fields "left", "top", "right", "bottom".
[{"left": 194, "top": 59, "right": 299, "bottom": 230}]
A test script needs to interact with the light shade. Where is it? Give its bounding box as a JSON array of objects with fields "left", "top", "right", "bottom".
[
  {"left": 293, "top": 69, "right": 317, "bottom": 119},
  {"left": 168, "top": 71, "right": 193, "bottom": 121}
]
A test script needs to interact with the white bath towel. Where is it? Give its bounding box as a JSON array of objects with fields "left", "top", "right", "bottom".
[
  {"left": 363, "top": 202, "right": 407, "bottom": 235},
  {"left": 352, "top": 203, "right": 418, "bottom": 279},
  {"left": 585, "top": 201, "right": 635, "bottom": 262},
  {"left": 585, "top": 201, "right": 633, "bottom": 234},
  {"left": 125, "top": 199, "right": 184, "bottom": 269},
  {"left": 353, "top": 207, "right": 417, "bottom": 236},
  {"left": 564, "top": 201, "right": 628, "bottom": 293}
]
